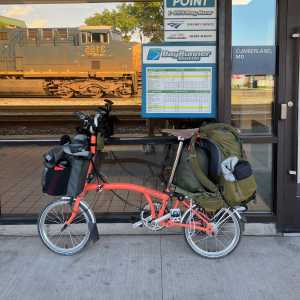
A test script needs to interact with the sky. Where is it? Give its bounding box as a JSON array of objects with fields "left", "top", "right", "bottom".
[
  {"left": 0, "top": 0, "right": 276, "bottom": 46},
  {"left": 232, "top": 0, "right": 276, "bottom": 46},
  {"left": 0, "top": 3, "right": 119, "bottom": 28}
]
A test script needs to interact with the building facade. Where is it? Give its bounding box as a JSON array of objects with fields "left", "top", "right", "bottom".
[{"left": 0, "top": 0, "right": 300, "bottom": 232}]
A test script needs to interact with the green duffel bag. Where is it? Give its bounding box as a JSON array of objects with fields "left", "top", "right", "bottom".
[
  {"left": 173, "top": 144, "right": 209, "bottom": 193},
  {"left": 172, "top": 185, "right": 224, "bottom": 213}
]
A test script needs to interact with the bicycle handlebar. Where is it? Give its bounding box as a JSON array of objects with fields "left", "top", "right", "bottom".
[{"left": 74, "top": 99, "right": 114, "bottom": 134}]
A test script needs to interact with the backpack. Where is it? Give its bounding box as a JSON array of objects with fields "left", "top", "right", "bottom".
[{"left": 173, "top": 123, "right": 256, "bottom": 210}]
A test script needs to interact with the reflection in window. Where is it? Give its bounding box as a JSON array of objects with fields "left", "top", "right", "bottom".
[
  {"left": 231, "top": 0, "right": 276, "bottom": 134},
  {"left": 0, "top": 32, "right": 8, "bottom": 41},
  {"left": 28, "top": 29, "right": 37, "bottom": 41},
  {"left": 244, "top": 144, "right": 273, "bottom": 212},
  {"left": 42, "top": 29, "right": 53, "bottom": 40},
  {"left": 92, "top": 33, "right": 108, "bottom": 43},
  {"left": 81, "top": 32, "right": 92, "bottom": 44},
  {"left": 55, "top": 28, "right": 68, "bottom": 40}
]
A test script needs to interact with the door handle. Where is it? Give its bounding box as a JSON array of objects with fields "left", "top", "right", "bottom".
[
  {"left": 292, "top": 33, "right": 300, "bottom": 39},
  {"left": 289, "top": 170, "right": 297, "bottom": 176},
  {"left": 280, "top": 104, "right": 288, "bottom": 120}
]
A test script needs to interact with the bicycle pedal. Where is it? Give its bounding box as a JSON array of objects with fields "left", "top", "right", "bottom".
[{"left": 132, "top": 220, "right": 143, "bottom": 228}]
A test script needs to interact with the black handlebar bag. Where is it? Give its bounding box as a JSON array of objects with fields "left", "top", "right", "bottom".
[{"left": 42, "top": 144, "right": 92, "bottom": 197}]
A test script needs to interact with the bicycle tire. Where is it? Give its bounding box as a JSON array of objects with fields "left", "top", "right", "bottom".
[
  {"left": 183, "top": 209, "right": 241, "bottom": 259},
  {"left": 37, "top": 199, "right": 94, "bottom": 256}
]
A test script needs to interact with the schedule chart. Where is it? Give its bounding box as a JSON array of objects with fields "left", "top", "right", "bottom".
[{"left": 146, "top": 67, "right": 213, "bottom": 114}]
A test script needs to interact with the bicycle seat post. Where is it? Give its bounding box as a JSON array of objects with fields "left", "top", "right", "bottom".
[{"left": 166, "top": 137, "right": 184, "bottom": 191}]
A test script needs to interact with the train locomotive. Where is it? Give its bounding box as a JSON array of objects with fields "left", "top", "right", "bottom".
[{"left": 0, "top": 26, "right": 141, "bottom": 98}]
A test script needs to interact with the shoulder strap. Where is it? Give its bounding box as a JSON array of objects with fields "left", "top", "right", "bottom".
[{"left": 188, "top": 134, "right": 218, "bottom": 193}]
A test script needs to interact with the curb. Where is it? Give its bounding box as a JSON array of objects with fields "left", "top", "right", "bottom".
[{"left": 0, "top": 223, "right": 278, "bottom": 237}]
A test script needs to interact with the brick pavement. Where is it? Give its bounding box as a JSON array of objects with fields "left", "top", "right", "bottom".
[{"left": 0, "top": 144, "right": 166, "bottom": 216}]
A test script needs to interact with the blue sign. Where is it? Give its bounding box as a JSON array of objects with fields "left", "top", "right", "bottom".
[
  {"left": 232, "top": 46, "right": 276, "bottom": 75},
  {"left": 166, "top": 0, "right": 215, "bottom": 8}
]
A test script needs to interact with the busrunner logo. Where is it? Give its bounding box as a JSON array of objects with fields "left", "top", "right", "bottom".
[{"left": 147, "top": 48, "right": 212, "bottom": 62}]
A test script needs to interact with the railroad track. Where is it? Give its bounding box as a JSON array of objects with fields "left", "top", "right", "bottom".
[
  {"left": 0, "top": 97, "right": 143, "bottom": 121},
  {"left": 0, "top": 97, "right": 273, "bottom": 135},
  {"left": 0, "top": 97, "right": 149, "bottom": 135}
]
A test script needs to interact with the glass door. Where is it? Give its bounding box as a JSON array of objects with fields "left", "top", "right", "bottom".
[{"left": 231, "top": 0, "right": 277, "bottom": 214}]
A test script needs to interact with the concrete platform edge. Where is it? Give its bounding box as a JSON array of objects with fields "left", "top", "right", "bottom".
[{"left": 0, "top": 223, "right": 278, "bottom": 237}]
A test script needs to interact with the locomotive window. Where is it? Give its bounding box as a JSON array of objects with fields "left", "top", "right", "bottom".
[
  {"left": 81, "top": 32, "right": 92, "bottom": 44},
  {"left": 28, "top": 29, "right": 37, "bottom": 41},
  {"left": 81, "top": 32, "right": 87, "bottom": 44},
  {"left": 42, "top": 29, "right": 53, "bottom": 40},
  {"left": 0, "top": 32, "right": 8, "bottom": 41},
  {"left": 92, "top": 33, "right": 108, "bottom": 44},
  {"left": 56, "top": 29, "right": 68, "bottom": 40}
]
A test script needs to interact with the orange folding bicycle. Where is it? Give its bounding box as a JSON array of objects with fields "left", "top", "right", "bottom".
[{"left": 38, "top": 100, "right": 246, "bottom": 258}]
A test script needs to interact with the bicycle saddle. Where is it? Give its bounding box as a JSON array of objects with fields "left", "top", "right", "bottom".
[{"left": 161, "top": 128, "right": 199, "bottom": 140}]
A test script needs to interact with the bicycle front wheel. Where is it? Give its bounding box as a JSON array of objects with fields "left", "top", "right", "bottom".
[
  {"left": 184, "top": 208, "right": 241, "bottom": 259},
  {"left": 38, "top": 199, "right": 93, "bottom": 256}
]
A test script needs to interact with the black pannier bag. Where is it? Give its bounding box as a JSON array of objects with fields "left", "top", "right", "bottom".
[
  {"left": 42, "top": 146, "right": 71, "bottom": 196},
  {"left": 42, "top": 161, "right": 71, "bottom": 196},
  {"left": 42, "top": 138, "right": 92, "bottom": 197}
]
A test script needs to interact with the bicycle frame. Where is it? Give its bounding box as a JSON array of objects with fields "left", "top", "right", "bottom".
[{"left": 66, "top": 134, "right": 214, "bottom": 234}]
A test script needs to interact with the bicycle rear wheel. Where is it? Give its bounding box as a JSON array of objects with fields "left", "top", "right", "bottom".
[
  {"left": 184, "top": 208, "right": 241, "bottom": 258},
  {"left": 38, "top": 199, "right": 93, "bottom": 256}
]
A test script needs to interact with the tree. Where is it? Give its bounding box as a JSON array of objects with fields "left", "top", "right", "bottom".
[
  {"left": 85, "top": 1, "right": 164, "bottom": 42},
  {"left": 85, "top": 5, "right": 137, "bottom": 41},
  {"left": 128, "top": 2, "right": 164, "bottom": 42}
]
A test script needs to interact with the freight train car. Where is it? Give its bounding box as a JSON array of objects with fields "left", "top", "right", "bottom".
[{"left": 0, "top": 26, "right": 141, "bottom": 98}]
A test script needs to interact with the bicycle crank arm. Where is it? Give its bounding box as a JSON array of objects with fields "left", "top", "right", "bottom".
[{"left": 153, "top": 213, "right": 171, "bottom": 225}]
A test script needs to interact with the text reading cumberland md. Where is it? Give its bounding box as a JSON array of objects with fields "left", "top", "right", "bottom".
[{"left": 147, "top": 48, "right": 212, "bottom": 62}]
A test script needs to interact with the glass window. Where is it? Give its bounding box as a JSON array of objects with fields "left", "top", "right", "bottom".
[
  {"left": 231, "top": 0, "right": 276, "bottom": 135},
  {"left": 55, "top": 28, "right": 68, "bottom": 40},
  {"left": 81, "top": 32, "right": 87, "bottom": 44},
  {"left": 28, "top": 29, "right": 37, "bottom": 41},
  {"left": 42, "top": 29, "right": 53, "bottom": 40},
  {"left": 244, "top": 143, "right": 273, "bottom": 212},
  {"left": 92, "top": 33, "right": 108, "bottom": 43}
]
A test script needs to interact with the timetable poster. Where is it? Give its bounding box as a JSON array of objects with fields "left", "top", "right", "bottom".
[
  {"left": 146, "top": 67, "right": 212, "bottom": 114},
  {"left": 142, "top": 44, "right": 217, "bottom": 118}
]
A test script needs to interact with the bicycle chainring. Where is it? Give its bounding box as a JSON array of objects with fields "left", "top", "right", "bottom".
[{"left": 140, "top": 203, "right": 165, "bottom": 231}]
